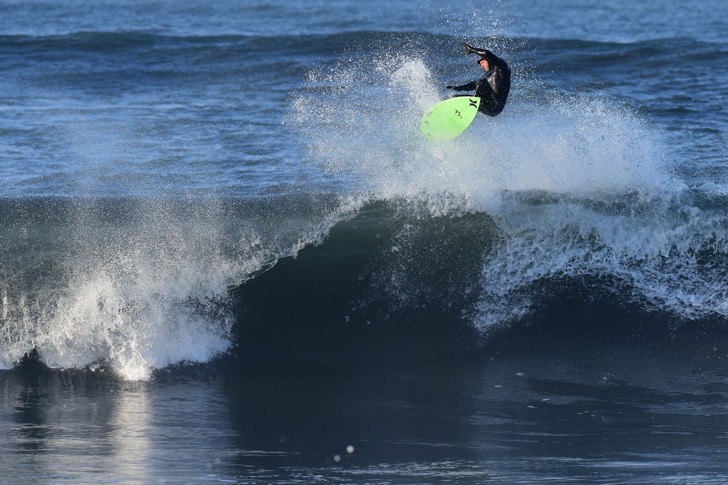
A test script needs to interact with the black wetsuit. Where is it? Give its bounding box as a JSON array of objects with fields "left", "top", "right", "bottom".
[{"left": 448, "top": 44, "right": 511, "bottom": 117}]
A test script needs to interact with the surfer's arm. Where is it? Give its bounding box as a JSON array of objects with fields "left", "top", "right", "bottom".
[
  {"left": 446, "top": 81, "right": 478, "bottom": 91},
  {"left": 464, "top": 43, "right": 509, "bottom": 72}
]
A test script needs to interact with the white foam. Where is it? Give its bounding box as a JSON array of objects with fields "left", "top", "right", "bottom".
[
  {"left": 0, "top": 195, "right": 365, "bottom": 380},
  {"left": 475, "top": 193, "right": 728, "bottom": 330},
  {"left": 1, "top": 204, "right": 244, "bottom": 380},
  {"left": 295, "top": 57, "right": 678, "bottom": 207}
]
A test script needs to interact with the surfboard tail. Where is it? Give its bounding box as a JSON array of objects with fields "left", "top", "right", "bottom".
[{"left": 420, "top": 96, "right": 481, "bottom": 142}]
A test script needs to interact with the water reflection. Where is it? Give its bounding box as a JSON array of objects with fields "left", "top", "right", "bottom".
[
  {"left": 110, "top": 382, "right": 154, "bottom": 481},
  {"left": 0, "top": 368, "right": 238, "bottom": 483},
  {"left": 2, "top": 342, "right": 728, "bottom": 483}
]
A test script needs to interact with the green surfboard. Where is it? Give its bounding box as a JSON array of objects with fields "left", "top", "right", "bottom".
[{"left": 420, "top": 96, "right": 480, "bottom": 141}]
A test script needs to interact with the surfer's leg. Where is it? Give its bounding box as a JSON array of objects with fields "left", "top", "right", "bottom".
[
  {"left": 478, "top": 103, "right": 496, "bottom": 117},
  {"left": 475, "top": 84, "right": 497, "bottom": 115}
]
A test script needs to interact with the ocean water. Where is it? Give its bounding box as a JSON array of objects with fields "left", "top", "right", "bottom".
[{"left": 2, "top": 0, "right": 728, "bottom": 482}]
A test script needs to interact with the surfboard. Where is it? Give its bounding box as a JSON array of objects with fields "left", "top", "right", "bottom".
[{"left": 420, "top": 96, "right": 480, "bottom": 141}]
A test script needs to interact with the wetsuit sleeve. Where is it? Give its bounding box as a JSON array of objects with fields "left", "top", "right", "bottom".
[{"left": 448, "top": 81, "right": 478, "bottom": 91}]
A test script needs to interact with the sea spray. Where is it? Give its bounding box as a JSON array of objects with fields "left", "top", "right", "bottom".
[
  {"left": 0, "top": 196, "right": 362, "bottom": 379},
  {"left": 1, "top": 198, "right": 238, "bottom": 379},
  {"left": 295, "top": 52, "right": 672, "bottom": 203},
  {"left": 294, "top": 51, "right": 728, "bottom": 334}
]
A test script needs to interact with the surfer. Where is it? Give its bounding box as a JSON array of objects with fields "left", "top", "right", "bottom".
[{"left": 446, "top": 43, "right": 511, "bottom": 117}]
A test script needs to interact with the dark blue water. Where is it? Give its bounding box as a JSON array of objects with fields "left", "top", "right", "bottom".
[{"left": 2, "top": 0, "right": 728, "bottom": 482}]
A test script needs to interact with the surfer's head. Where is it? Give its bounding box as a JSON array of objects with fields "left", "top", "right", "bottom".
[{"left": 478, "top": 58, "right": 490, "bottom": 72}]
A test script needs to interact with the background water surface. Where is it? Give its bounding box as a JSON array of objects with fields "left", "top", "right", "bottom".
[{"left": 2, "top": 0, "right": 728, "bottom": 483}]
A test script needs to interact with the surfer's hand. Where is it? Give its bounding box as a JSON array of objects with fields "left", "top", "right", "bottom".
[{"left": 445, "top": 85, "right": 455, "bottom": 90}]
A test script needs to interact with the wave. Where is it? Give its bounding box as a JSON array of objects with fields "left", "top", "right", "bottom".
[
  {"left": 4, "top": 29, "right": 719, "bottom": 65},
  {"left": 231, "top": 194, "right": 728, "bottom": 365},
  {"left": 288, "top": 54, "right": 728, "bottom": 331},
  {"left": 3, "top": 33, "right": 727, "bottom": 380},
  {"left": 474, "top": 190, "right": 728, "bottom": 330},
  {"left": 3, "top": 190, "right": 727, "bottom": 379},
  {"left": 0, "top": 195, "right": 359, "bottom": 380},
  {"left": 8, "top": 190, "right": 710, "bottom": 375}
]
